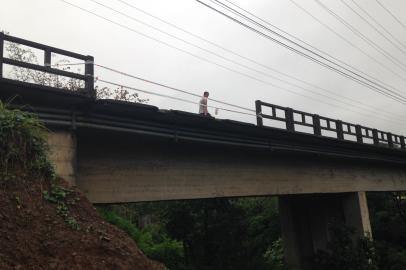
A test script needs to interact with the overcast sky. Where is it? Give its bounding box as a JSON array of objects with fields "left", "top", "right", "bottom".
[{"left": 1, "top": 0, "right": 406, "bottom": 136}]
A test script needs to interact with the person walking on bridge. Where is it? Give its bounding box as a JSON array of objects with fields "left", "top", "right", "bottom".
[{"left": 199, "top": 91, "right": 210, "bottom": 116}]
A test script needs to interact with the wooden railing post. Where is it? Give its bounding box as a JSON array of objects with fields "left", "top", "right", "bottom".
[
  {"left": 0, "top": 32, "right": 4, "bottom": 78},
  {"left": 85, "top": 55, "right": 95, "bottom": 98},
  {"left": 312, "top": 114, "right": 321, "bottom": 135},
  {"left": 285, "top": 108, "right": 295, "bottom": 131},
  {"left": 336, "top": 120, "right": 344, "bottom": 140},
  {"left": 372, "top": 129, "right": 379, "bottom": 145},
  {"left": 400, "top": 136, "right": 405, "bottom": 149},
  {"left": 355, "top": 125, "right": 363, "bottom": 143},
  {"left": 387, "top": 133, "right": 394, "bottom": 148},
  {"left": 255, "top": 100, "right": 263, "bottom": 127}
]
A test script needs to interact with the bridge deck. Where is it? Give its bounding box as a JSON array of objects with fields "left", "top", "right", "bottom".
[{"left": 1, "top": 78, "right": 406, "bottom": 166}]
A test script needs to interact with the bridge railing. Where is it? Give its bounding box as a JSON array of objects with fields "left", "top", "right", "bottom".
[
  {"left": 0, "top": 33, "right": 94, "bottom": 96},
  {"left": 255, "top": 100, "right": 406, "bottom": 150}
]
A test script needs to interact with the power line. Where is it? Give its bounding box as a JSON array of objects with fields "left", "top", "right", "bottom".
[
  {"left": 59, "top": 0, "right": 406, "bottom": 126},
  {"left": 348, "top": 0, "right": 406, "bottom": 51},
  {"left": 47, "top": 60, "right": 406, "bottom": 126},
  {"left": 96, "top": 78, "right": 258, "bottom": 117},
  {"left": 94, "top": 63, "right": 255, "bottom": 113},
  {"left": 60, "top": 0, "right": 368, "bottom": 109},
  {"left": 87, "top": 0, "right": 406, "bottom": 119},
  {"left": 313, "top": 0, "right": 406, "bottom": 73},
  {"left": 375, "top": 0, "right": 406, "bottom": 32},
  {"left": 339, "top": 0, "right": 406, "bottom": 56},
  {"left": 205, "top": 0, "right": 406, "bottom": 100},
  {"left": 287, "top": 0, "right": 406, "bottom": 88},
  {"left": 95, "top": 78, "right": 406, "bottom": 131},
  {"left": 196, "top": 0, "right": 406, "bottom": 104},
  {"left": 112, "top": 0, "right": 406, "bottom": 119},
  {"left": 210, "top": 0, "right": 406, "bottom": 88},
  {"left": 93, "top": 63, "right": 406, "bottom": 126}
]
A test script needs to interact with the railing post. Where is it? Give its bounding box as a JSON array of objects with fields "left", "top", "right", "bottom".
[
  {"left": 355, "top": 125, "right": 363, "bottom": 143},
  {"left": 336, "top": 120, "right": 344, "bottom": 140},
  {"left": 387, "top": 132, "right": 394, "bottom": 148},
  {"left": 44, "top": 48, "right": 51, "bottom": 68},
  {"left": 255, "top": 100, "right": 263, "bottom": 127},
  {"left": 400, "top": 136, "right": 405, "bottom": 149},
  {"left": 372, "top": 129, "right": 379, "bottom": 145},
  {"left": 312, "top": 114, "right": 321, "bottom": 135},
  {"left": 0, "top": 32, "right": 4, "bottom": 78},
  {"left": 285, "top": 108, "right": 295, "bottom": 131},
  {"left": 85, "top": 55, "right": 95, "bottom": 98}
]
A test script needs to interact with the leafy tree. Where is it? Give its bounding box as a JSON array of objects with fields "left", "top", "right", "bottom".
[
  {"left": 161, "top": 198, "right": 281, "bottom": 270},
  {"left": 367, "top": 192, "right": 406, "bottom": 270},
  {"left": 5, "top": 41, "right": 85, "bottom": 91},
  {"left": 263, "top": 238, "right": 284, "bottom": 270},
  {"left": 98, "top": 206, "right": 187, "bottom": 270},
  {"left": 312, "top": 222, "right": 378, "bottom": 270}
]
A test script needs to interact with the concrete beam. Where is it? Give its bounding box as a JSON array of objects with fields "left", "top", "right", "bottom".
[{"left": 75, "top": 131, "right": 406, "bottom": 203}]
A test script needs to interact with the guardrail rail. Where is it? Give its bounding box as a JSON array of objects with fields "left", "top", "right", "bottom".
[
  {"left": 255, "top": 100, "right": 406, "bottom": 150},
  {"left": 0, "top": 33, "right": 94, "bottom": 96}
]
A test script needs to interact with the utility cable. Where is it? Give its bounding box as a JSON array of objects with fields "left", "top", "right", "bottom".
[
  {"left": 113, "top": 0, "right": 406, "bottom": 121},
  {"left": 94, "top": 63, "right": 255, "bottom": 112},
  {"left": 313, "top": 0, "right": 406, "bottom": 73},
  {"left": 375, "top": 0, "right": 406, "bottom": 32},
  {"left": 95, "top": 77, "right": 405, "bottom": 128},
  {"left": 59, "top": 0, "right": 406, "bottom": 125},
  {"left": 339, "top": 0, "right": 406, "bottom": 56},
  {"left": 44, "top": 60, "right": 406, "bottom": 126},
  {"left": 209, "top": 0, "right": 406, "bottom": 85},
  {"left": 348, "top": 0, "right": 406, "bottom": 51},
  {"left": 93, "top": 63, "right": 406, "bottom": 126},
  {"left": 96, "top": 78, "right": 258, "bottom": 117},
  {"left": 196, "top": 0, "right": 406, "bottom": 104},
  {"left": 287, "top": 0, "right": 406, "bottom": 90},
  {"left": 87, "top": 0, "right": 406, "bottom": 118}
]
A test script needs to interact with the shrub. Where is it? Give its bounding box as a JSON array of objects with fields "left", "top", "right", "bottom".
[{"left": 0, "top": 101, "right": 54, "bottom": 179}]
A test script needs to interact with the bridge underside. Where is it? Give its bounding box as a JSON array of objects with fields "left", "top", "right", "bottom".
[
  {"left": 49, "top": 129, "right": 406, "bottom": 203},
  {"left": 50, "top": 129, "right": 388, "bottom": 270}
]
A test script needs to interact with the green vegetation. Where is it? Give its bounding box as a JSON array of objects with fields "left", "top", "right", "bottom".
[
  {"left": 43, "top": 183, "right": 81, "bottom": 230},
  {"left": 313, "top": 223, "right": 378, "bottom": 270},
  {"left": 368, "top": 192, "right": 406, "bottom": 270},
  {"left": 98, "top": 198, "right": 283, "bottom": 270},
  {"left": 0, "top": 101, "right": 53, "bottom": 180},
  {"left": 99, "top": 193, "right": 406, "bottom": 270},
  {"left": 98, "top": 206, "right": 187, "bottom": 270},
  {"left": 0, "top": 101, "right": 79, "bottom": 229}
]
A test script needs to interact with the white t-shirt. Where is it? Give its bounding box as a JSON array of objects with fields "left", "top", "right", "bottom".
[{"left": 199, "top": 97, "right": 208, "bottom": 114}]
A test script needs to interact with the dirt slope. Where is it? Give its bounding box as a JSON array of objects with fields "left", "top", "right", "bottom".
[{"left": 0, "top": 177, "right": 166, "bottom": 270}]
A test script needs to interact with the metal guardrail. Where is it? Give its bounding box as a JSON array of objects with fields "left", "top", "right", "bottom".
[
  {"left": 0, "top": 33, "right": 94, "bottom": 96},
  {"left": 255, "top": 100, "right": 406, "bottom": 150}
]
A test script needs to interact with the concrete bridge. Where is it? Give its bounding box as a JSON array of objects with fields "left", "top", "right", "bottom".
[{"left": 1, "top": 34, "right": 406, "bottom": 269}]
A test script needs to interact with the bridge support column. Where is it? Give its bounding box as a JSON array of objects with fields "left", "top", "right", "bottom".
[
  {"left": 47, "top": 131, "right": 77, "bottom": 186},
  {"left": 279, "top": 192, "right": 371, "bottom": 270}
]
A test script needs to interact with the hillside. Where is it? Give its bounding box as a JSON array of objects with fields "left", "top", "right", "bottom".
[{"left": 0, "top": 102, "right": 166, "bottom": 270}]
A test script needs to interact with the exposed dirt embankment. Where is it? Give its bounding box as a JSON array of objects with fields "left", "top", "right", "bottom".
[
  {"left": 0, "top": 178, "right": 166, "bottom": 270},
  {"left": 0, "top": 102, "right": 166, "bottom": 270}
]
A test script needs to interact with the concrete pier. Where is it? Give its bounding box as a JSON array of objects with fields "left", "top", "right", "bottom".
[{"left": 279, "top": 192, "right": 371, "bottom": 269}]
